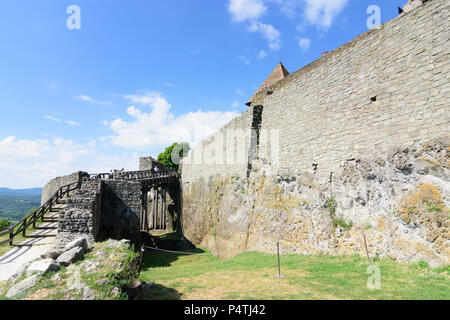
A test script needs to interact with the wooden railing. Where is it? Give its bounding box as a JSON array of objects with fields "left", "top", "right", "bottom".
[
  {"left": 0, "top": 181, "right": 82, "bottom": 246},
  {"left": 89, "top": 170, "right": 179, "bottom": 183}
]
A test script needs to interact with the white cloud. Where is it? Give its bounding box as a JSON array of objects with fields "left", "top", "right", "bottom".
[
  {"left": 298, "top": 37, "right": 311, "bottom": 51},
  {"left": 236, "top": 88, "right": 245, "bottom": 96},
  {"left": 237, "top": 55, "right": 251, "bottom": 65},
  {"left": 303, "top": 0, "right": 348, "bottom": 28},
  {"left": 44, "top": 115, "right": 61, "bottom": 122},
  {"left": 274, "top": 0, "right": 302, "bottom": 19},
  {"left": 228, "top": 0, "right": 267, "bottom": 22},
  {"left": 76, "top": 95, "right": 112, "bottom": 106},
  {"left": 0, "top": 136, "right": 139, "bottom": 188},
  {"left": 258, "top": 50, "right": 268, "bottom": 59},
  {"left": 106, "top": 92, "right": 239, "bottom": 150},
  {"left": 44, "top": 116, "right": 81, "bottom": 126},
  {"left": 65, "top": 120, "right": 81, "bottom": 126},
  {"left": 249, "top": 22, "right": 281, "bottom": 50},
  {"left": 228, "top": 0, "right": 281, "bottom": 51}
]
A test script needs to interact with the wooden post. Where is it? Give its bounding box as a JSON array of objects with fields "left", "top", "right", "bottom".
[
  {"left": 139, "top": 244, "right": 144, "bottom": 271},
  {"left": 162, "top": 188, "right": 166, "bottom": 230},
  {"left": 9, "top": 228, "right": 13, "bottom": 246}
]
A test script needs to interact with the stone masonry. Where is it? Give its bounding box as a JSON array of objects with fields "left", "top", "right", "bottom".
[
  {"left": 41, "top": 171, "right": 89, "bottom": 205},
  {"left": 181, "top": 0, "right": 449, "bottom": 185},
  {"left": 55, "top": 179, "right": 143, "bottom": 250},
  {"left": 180, "top": 0, "right": 450, "bottom": 266}
]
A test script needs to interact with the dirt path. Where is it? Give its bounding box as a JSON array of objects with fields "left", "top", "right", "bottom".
[{"left": 0, "top": 221, "right": 57, "bottom": 281}]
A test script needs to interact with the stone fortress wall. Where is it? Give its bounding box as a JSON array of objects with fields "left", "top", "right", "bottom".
[
  {"left": 182, "top": 0, "right": 449, "bottom": 185},
  {"left": 251, "top": 0, "right": 449, "bottom": 184},
  {"left": 41, "top": 171, "right": 89, "bottom": 205},
  {"left": 180, "top": 0, "right": 450, "bottom": 266},
  {"left": 181, "top": 107, "right": 255, "bottom": 183}
]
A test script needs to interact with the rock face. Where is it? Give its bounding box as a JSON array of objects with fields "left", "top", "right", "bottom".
[
  {"left": 181, "top": 140, "right": 449, "bottom": 267},
  {"left": 26, "top": 259, "right": 60, "bottom": 275},
  {"left": 6, "top": 274, "right": 40, "bottom": 298},
  {"left": 63, "top": 237, "right": 88, "bottom": 252},
  {"left": 2, "top": 239, "right": 140, "bottom": 300}
]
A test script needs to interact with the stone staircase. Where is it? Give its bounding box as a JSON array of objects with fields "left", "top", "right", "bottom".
[{"left": 41, "top": 198, "right": 67, "bottom": 225}]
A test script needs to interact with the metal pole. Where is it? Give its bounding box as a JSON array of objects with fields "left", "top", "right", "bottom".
[
  {"left": 363, "top": 231, "right": 371, "bottom": 264},
  {"left": 277, "top": 241, "right": 281, "bottom": 276}
]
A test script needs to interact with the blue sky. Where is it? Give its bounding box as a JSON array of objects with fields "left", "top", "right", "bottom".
[{"left": 0, "top": 0, "right": 406, "bottom": 188}]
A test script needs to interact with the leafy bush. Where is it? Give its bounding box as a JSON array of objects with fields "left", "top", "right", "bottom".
[
  {"left": 157, "top": 142, "right": 190, "bottom": 171},
  {"left": 333, "top": 218, "right": 353, "bottom": 230},
  {"left": 326, "top": 197, "right": 337, "bottom": 217},
  {"left": 0, "top": 217, "right": 10, "bottom": 229}
]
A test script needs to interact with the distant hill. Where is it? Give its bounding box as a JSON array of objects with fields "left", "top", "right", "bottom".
[
  {"left": 0, "top": 188, "right": 42, "bottom": 223},
  {"left": 0, "top": 187, "right": 42, "bottom": 197}
]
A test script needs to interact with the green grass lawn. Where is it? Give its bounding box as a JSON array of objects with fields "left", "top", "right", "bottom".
[{"left": 139, "top": 249, "right": 450, "bottom": 300}]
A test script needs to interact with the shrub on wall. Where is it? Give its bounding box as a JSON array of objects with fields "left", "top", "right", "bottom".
[{"left": 157, "top": 142, "right": 190, "bottom": 171}]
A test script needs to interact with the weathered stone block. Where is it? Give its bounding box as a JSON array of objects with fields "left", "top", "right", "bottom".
[{"left": 56, "top": 247, "right": 84, "bottom": 266}]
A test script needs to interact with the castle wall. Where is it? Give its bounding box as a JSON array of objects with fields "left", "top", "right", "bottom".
[
  {"left": 41, "top": 171, "right": 89, "bottom": 205},
  {"left": 251, "top": 0, "right": 449, "bottom": 184},
  {"left": 180, "top": 0, "right": 450, "bottom": 266},
  {"left": 181, "top": 106, "right": 254, "bottom": 183},
  {"left": 55, "top": 180, "right": 101, "bottom": 250},
  {"left": 55, "top": 179, "right": 142, "bottom": 250},
  {"left": 98, "top": 180, "right": 142, "bottom": 245},
  {"left": 182, "top": 0, "right": 449, "bottom": 185},
  {"left": 139, "top": 157, "right": 168, "bottom": 171}
]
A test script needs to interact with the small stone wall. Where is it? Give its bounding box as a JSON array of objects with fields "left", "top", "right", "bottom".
[
  {"left": 55, "top": 179, "right": 101, "bottom": 250},
  {"left": 55, "top": 179, "right": 143, "bottom": 250},
  {"left": 98, "top": 180, "right": 143, "bottom": 245},
  {"left": 139, "top": 157, "right": 167, "bottom": 171}
]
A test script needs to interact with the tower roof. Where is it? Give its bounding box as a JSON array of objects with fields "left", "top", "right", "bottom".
[{"left": 246, "top": 62, "right": 290, "bottom": 106}]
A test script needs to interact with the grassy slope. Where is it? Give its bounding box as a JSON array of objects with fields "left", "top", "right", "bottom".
[{"left": 139, "top": 250, "right": 450, "bottom": 300}]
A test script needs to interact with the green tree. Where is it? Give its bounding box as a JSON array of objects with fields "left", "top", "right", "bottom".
[
  {"left": 0, "top": 217, "right": 10, "bottom": 229},
  {"left": 157, "top": 142, "right": 190, "bottom": 171}
]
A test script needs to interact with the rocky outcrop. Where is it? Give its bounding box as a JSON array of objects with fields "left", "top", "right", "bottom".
[
  {"left": 26, "top": 259, "right": 60, "bottom": 275},
  {"left": 1, "top": 239, "right": 139, "bottom": 300},
  {"left": 56, "top": 247, "right": 84, "bottom": 266},
  {"left": 6, "top": 274, "right": 40, "bottom": 299},
  {"left": 182, "top": 139, "right": 449, "bottom": 267}
]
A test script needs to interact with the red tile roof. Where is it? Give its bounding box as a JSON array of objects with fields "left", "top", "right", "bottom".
[{"left": 246, "top": 62, "right": 290, "bottom": 106}]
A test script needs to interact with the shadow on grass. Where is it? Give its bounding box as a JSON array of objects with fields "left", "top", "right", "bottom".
[
  {"left": 140, "top": 246, "right": 207, "bottom": 269},
  {"left": 140, "top": 231, "right": 205, "bottom": 269},
  {"left": 141, "top": 283, "right": 183, "bottom": 300}
]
